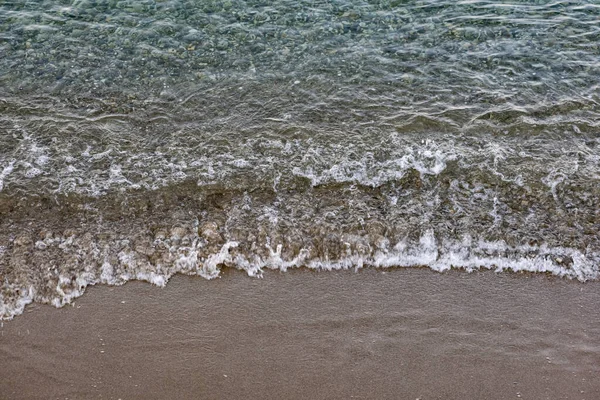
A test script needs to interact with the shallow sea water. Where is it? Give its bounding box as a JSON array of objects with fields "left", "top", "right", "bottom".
[{"left": 1, "top": 0, "right": 599, "bottom": 318}]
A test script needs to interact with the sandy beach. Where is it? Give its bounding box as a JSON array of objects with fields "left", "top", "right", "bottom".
[{"left": 1, "top": 268, "right": 599, "bottom": 400}]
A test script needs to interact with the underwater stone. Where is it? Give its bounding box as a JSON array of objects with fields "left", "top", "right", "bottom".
[{"left": 199, "top": 221, "right": 222, "bottom": 242}]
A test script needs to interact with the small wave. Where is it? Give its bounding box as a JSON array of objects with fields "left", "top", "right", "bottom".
[
  {"left": 1, "top": 191, "right": 598, "bottom": 320},
  {"left": 2, "top": 232, "right": 596, "bottom": 320}
]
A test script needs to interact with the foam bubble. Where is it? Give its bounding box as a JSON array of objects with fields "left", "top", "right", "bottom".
[{"left": 24, "top": 167, "right": 43, "bottom": 178}]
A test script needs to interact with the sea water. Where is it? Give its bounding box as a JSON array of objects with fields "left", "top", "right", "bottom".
[{"left": 1, "top": 0, "right": 599, "bottom": 319}]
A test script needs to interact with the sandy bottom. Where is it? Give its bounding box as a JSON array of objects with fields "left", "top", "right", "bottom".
[{"left": 1, "top": 268, "right": 599, "bottom": 400}]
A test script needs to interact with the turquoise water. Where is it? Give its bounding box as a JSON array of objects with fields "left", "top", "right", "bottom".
[{"left": 1, "top": 1, "right": 599, "bottom": 318}]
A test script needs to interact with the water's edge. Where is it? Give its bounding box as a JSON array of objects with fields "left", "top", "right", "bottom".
[{"left": 2, "top": 179, "right": 598, "bottom": 320}]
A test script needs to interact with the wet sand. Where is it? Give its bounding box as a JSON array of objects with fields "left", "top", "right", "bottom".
[{"left": 1, "top": 268, "right": 599, "bottom": 400}]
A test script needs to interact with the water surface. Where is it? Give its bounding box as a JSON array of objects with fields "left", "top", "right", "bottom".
[{"left": 1, "top": 0, "right": 599, "bottom": 318}]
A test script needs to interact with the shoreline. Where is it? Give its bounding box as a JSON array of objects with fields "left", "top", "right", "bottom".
[{"left": 2, "top": 267, "right": 599, "bottom": 399}]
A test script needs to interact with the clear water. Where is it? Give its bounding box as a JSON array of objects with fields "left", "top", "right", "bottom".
[{"left": 1, "top": 0, "right": 600, "bottom": 318}]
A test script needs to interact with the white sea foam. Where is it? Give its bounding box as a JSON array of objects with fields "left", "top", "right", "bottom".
[
  {"left": 0, "top": 161, "right": 14, "bottom": 192},
  {"left": 292, "top": 139, "right": 457, "bottom": 187},
  {"left": 1, "top": 122, "right": 597, "bottom": 199},
  {"left": 0, "top": 286, "right": 34, "bottom": 321},
  {"left": 160, "top": 230, "right": 598, "bottom": 284},
  {"left": 1, "top": 228, "right": 598, "bottom": 320},
  {"left": 245, "top": 232, "right": 598, "bottom": 282}
]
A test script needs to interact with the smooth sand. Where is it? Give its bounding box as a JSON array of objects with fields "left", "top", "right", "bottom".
[{"left": 1, "top": 268, "right": 599, "bottom": 400}]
